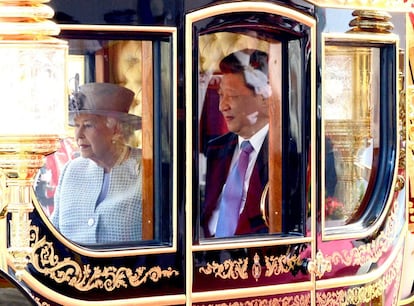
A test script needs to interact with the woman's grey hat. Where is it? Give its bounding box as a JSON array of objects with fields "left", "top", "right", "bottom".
[{"left": 68, "top": 82, "right": 141, "bottom": 129}]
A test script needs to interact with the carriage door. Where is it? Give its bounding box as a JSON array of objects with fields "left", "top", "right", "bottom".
[
  {"left": 186, "top": 2, "right": 318, "bottom": 304},
  {"left": 317, "top": 9, "right": 404, "bottom": 304}
]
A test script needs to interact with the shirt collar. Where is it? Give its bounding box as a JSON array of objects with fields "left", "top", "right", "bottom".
[{"left": 238, "top": 124, "right": 269, "bottom": 152}]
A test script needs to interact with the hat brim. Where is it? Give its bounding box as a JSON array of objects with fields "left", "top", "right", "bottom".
[{"left": 69, "top": 110, "right": 142, "bottom": 130}]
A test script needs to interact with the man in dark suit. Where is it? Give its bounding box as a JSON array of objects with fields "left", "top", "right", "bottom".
[{"left": 202, "top": 48, "right": 271, "bottom": 238}]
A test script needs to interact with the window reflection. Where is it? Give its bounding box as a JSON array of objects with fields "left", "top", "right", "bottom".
[
  {"left": 34, "top": 137, "right": 78, "bottom": 217},
  {"left": 323, "top": 45, "right": 380, "bottom": 226},
  {"left": 198, "top": 31, "right": 283, "bottom": 238}
]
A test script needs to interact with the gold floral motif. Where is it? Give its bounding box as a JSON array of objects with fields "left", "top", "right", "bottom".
[
  {"left": 199, "top": 294, "right": 310, "bottom": 306},
  {"left": 264, "top": 253, "right": 303, "bottom": 277},
  {"left": 325, "top": 202, "right": 398, "bottom": 267},
  {"left": 29, "top": 226, "right": 179, "bottom": 291},
  {"left": 199, "top": 257, "right": 248, "bottom": 280},
  {"left": 316, "top": 250, "right": 402, "bottom": 305}
]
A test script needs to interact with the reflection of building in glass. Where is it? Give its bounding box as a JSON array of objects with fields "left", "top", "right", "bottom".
[
  {"left": 34, "top": 138, "right": 78, "bottom": 216},
  {"left": 324, "top": 45, "right": 379, "bottom": 221}
]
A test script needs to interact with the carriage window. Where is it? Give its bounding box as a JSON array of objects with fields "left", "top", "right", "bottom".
[
  {"left": 33, "top": 30, "right": 174, "bottom": 248},
  {"left": 196, "top": 14, "right": 310, "bottom": 240},
  {"left": 322, "top": 35, "right": 397, "bottom": 231}
]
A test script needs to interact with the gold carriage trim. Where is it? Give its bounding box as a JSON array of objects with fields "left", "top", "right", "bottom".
[
  {"left": 29, "top": 226, "right": 179, "bottom": 292},
  {"left": 200, "top": 201, "right": 400, "bottom": 281},
  {"left": 265, "top": 254, "right": 304, "bottom": 277},
  {"left": 199, "top": 252, "right": 304, "bottom": 281},
  {"left": 316, "top": 249, "right": 402, "bottom": 305},
  {"left": 197, "top": 294, "right": 311, "bottom": 306},
  {"left": 325, "top": 201, "right": 399, "bottom": 267},
  {"left": 199, "top": 257, "right": 249, "bottom": 280}
]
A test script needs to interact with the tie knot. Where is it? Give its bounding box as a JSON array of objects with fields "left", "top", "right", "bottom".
[{"left": 240, "top": 141, "right": 253, "bottom": 154}]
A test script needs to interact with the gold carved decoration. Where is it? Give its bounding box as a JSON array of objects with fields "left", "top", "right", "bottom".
[
  {"left": 199, "top": 294, "right": 310, "bottom": 306},
  {"left": 325, "top": 201, "right": 398, "bottom": 267},
  {"left": 199, "top": 257, "right": 249, "bottom": 280},
  {"left": 200, "top": 201, "right": 399, "bottom": 281},
  {"left": 199, "top": 252, "right": 303, "bottom": 281},
  {"left": 307, "top": 251, "right": 332, "bottom": 279},
  {"left": 29, "top": 226, "right": 179, "bottom": 291},
  {"left": 396, "top": 49, "right": 406, "bottom": 192},
  {"left": 316, "top": 249, "right": 402, "bottom": 305},
  {"left": 265, "top": 253, "right": 303, "bottom": 277},
  {"left": 348, "top": 10, "right": 394, "bottom": 34}
]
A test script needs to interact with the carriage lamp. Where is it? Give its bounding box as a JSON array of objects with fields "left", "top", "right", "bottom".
[{"left": 0, "top": 0, "right": 67, "bottom": 280}]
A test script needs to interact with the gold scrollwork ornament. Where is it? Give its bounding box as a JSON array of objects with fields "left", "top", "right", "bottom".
[
  {"left": 29, "top": 226, "right": 179, "bottom": 292},
  {"left": 265, "top": 253, "right": 304, "bottom": 277},
  {"left": 199, "top": 257, "right": 249, "bottom": 280},
  {"left": 317, "top": 251, "right": 402, "bottom": 305},
  {"left": 199, "top": 252, "right": 303, "bottom": 281},
  {"left": 326, "top": 201, "right": 398, "bottom": 268}
]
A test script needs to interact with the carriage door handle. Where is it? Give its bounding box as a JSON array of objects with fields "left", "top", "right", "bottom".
[{"left": 307, "top": 251, "right": 332, "bottom": 278}]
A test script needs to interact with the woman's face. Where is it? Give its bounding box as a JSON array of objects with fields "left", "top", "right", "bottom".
[
  {"left": 218, "top": 72, "right": 268, "bottom": 139},
  {"left": 73, "top": 114, "right": 116, "bottom": 164}
]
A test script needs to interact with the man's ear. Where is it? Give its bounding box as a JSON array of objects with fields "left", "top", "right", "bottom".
[{"left": 261, "top": 97, "right": 269, "bottom": 107}]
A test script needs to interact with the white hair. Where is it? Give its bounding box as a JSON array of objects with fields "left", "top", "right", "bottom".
[{"left": 106, "top": 117, "right": 135, "bottom": 142}]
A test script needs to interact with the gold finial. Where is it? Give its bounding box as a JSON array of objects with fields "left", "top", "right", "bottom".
[
  {"left": 0, "top": 0, "right": 60, "bottom": 37},
  {"left": 348, "top": 10, "right": 394, "bottom": 33}
]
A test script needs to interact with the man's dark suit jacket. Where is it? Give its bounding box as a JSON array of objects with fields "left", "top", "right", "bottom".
[{"left": 202, "top": 132, "right": 269, "bottom": 237}]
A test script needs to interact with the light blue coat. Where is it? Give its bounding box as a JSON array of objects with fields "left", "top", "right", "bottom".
[{"left": 51, "top": 148, "right": 142, "bottom": 245}]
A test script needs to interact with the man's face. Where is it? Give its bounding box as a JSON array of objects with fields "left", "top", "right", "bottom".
[
  {"left": 73, "top": 114, "right": 115, "bottom": 164},
  {"left": 218, "top": 73, "right": 268, "bottom": 138}
]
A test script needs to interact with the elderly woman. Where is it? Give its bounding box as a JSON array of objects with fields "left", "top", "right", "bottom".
[{"left": 51, "top": 82, "right": 142, "bottom": 245}]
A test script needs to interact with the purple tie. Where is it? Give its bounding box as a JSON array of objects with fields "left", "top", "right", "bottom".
[{"left": 216, "top": 141, "right": 254, "bottom": 237}]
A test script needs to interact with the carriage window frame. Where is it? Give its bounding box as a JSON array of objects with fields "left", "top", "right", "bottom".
[
  {"left": 321, "top": 33, "right": 398, "bottom": 240},
  {"left": 186, "top": 4, "right": 317, "bottom": 249},
  {"left": 32, "top": 25, "right": 178, "bottom": 256}
]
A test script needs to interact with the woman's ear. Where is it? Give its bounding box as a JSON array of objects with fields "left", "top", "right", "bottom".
[
  {"left": 113, "top": 122, "right": 124, "bottom": 140},
  {"left": 107, "top": 117, "right": 123, "bottom": 142}
]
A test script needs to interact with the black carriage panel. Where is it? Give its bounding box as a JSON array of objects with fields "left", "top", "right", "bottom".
[{"left": 51, "top": 1, "right": 181, "bottom": 26}]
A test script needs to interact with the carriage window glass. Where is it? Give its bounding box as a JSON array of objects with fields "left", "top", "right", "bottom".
[
  {"left": 197, "top": 21, "right": 309, "bottom": 240},
  {"left": 33, "top": 33, "right": 174, "bottom": 248},
  {"left": 322, "top": 37, "right": 396, "bottom": 230}
]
